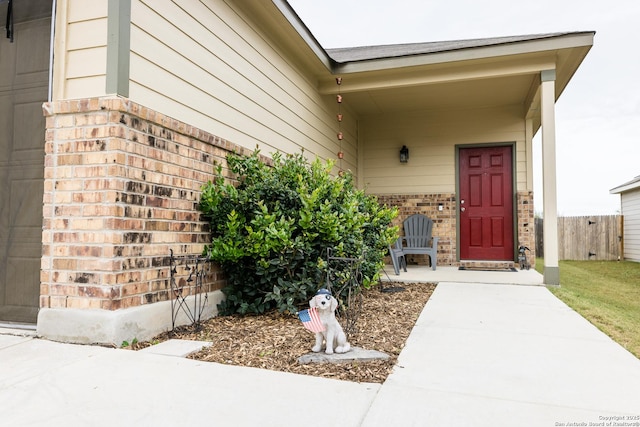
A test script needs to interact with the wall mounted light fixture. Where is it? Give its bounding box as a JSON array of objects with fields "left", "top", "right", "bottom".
[{"left": 400, "top": 145, "right": 409, "bottom": 163}]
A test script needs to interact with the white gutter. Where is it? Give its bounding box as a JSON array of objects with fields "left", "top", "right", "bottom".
[
  {"left": 333, "top": 32, "right": 595, "bottom": 75},
  {"left": 610, "top": 176, "right": 640, "bottom": 194},
  {"left": 48, "top": 0, "right": 56, "bottom": 102}
]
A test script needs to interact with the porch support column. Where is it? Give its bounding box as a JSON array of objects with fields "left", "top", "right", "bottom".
[{"left": 540, "top": 69, "right": 560, "bottom": 285}]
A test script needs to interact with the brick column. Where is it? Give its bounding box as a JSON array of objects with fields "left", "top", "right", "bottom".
[
  {"left": 517, "top": 191, "right": 536, "bottom": 266},
  {"left": 38, "top": 96, "right": 237, "bottom": 344}
]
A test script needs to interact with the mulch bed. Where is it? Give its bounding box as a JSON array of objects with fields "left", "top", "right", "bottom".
[{"left": 138, "top": 282, "right": 436, "bottom": 383}]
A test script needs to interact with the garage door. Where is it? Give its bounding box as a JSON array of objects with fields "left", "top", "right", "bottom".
[{"left": 0, "top": 1, "right": 52, "bottom": 324}]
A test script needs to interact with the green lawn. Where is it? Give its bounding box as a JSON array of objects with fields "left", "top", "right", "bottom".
[{"left": 536, "top": 259, "right": 640, "bottom": 358}]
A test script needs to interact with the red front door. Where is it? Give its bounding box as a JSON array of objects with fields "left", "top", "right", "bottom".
[{"left": 459, "top": 146, "right": 514, "bottom": 261}]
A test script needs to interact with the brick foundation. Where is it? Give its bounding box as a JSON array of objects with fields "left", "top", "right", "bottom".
[
  {"left": 38, "top": 96, "right": 251, "bottom": 343},
  {"left": 36, "top": 95, "right": 538, "bottom": 343}
]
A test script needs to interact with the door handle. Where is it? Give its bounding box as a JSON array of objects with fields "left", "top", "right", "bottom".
[{"left": 461, "top": 207, "right": 466, "bottom": 212}]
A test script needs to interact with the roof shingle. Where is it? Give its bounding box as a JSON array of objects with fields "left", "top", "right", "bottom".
[{"left": 326, "top": 32, "right": 584, "bottom": 63}]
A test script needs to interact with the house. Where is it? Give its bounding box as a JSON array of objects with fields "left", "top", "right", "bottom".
[
  {"left": 0, "top": 0, "right": 593, "bottom": 344},
  {"left": 610, "top": 176, "right": 640, "bottom": 262}
]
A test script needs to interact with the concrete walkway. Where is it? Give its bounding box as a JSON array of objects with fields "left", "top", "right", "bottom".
[
  {"left": 0, "top": 331, "right": 378, "bottom": 426},
  {"left": 2, "top": 273, "right": 640, "bottom": 426},
  {"left": 362, "top": 282, "right": 640, "bottom": 426}
]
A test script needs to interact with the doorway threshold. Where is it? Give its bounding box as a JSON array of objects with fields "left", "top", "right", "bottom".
[{"left": 459, "top": 266, "right": 518, "bottom": 272}]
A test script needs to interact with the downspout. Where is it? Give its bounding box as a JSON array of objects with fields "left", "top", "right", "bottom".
[
  {"left": 48, "top": 0, "right": 56, "bottom": 102},
  {"left": 44, "top": 0, "right": 58, "bottom": 323}
]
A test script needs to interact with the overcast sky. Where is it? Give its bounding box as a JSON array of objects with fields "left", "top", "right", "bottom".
[{"left": 288, "top": 0, "right": 640, "bottom": 216}]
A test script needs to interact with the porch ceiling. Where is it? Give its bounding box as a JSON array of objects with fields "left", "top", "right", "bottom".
[
  {"left": 334, "top": 73, "right": 535, "bottom": 116},
  {"left": 318, "top": 38, "right": 593, "bottom": 124}
]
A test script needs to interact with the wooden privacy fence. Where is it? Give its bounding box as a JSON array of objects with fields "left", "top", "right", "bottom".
[{"left": 535, "top": 215, "right": 623, "bottom": 260}]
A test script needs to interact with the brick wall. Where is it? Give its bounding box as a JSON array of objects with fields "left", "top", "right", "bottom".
[
  {"left": 377, "top": 191, "right": 536, "bottom": 267},
  {"left": 40, "top": 96, "right": 246, "bottom": 312},
  {"left": 39, "top": 96, "right": 538, "bottom": 314},
  {"left": 377, "top": 193, "right": 458, "bottom": 266}
]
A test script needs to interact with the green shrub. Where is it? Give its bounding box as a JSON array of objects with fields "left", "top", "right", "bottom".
[{"left": 198, "top": 150, "right": 398, "bottom": 315}]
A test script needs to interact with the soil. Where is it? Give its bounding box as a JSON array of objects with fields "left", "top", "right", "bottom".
[{"left": 137, "top": 282, "right": 436, "bottom": 384}]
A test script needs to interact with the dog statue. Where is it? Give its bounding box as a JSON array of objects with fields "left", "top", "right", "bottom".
[{"left": 310, "top": 289, "right": 351, "bottom": 354}]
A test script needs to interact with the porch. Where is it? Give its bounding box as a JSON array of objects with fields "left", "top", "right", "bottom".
[{"left": 381, "top": 265, "right": 544, "bottom": 286}]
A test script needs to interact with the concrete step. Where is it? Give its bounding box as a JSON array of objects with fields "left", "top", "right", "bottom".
[{"left": 139, "top": 339, "right": 212, "bottom": 357}]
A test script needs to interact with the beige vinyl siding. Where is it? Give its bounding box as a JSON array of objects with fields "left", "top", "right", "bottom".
[
  {"left": 66, "top": 18, "right": 108, "bottom": 50},
  {"left": 52, "top": 0, "right": 353, "bottom": 170},
  {"left": 621, "top": 190, "right": 640, "bottom": 262},
  {"left": 66, "top": 48, "right": 107, "bottom": 78},
  {"left": 128, "top": 0, "right": 352, "bottom": 169},
  {"left": 53, "top": 0, "right": 108, "bottom": 100},
  {"left": 361, "top": 105, "right": 528, "bottom": 194}
]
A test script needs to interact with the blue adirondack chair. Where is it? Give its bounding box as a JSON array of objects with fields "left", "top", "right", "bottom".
[{"left": 389, "top": 214, "right": 439, "bottom": 274}]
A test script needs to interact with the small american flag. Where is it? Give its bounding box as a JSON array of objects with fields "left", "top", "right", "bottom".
[{"left": 298, "top": 307, "right": 325, "bottom": 333}]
